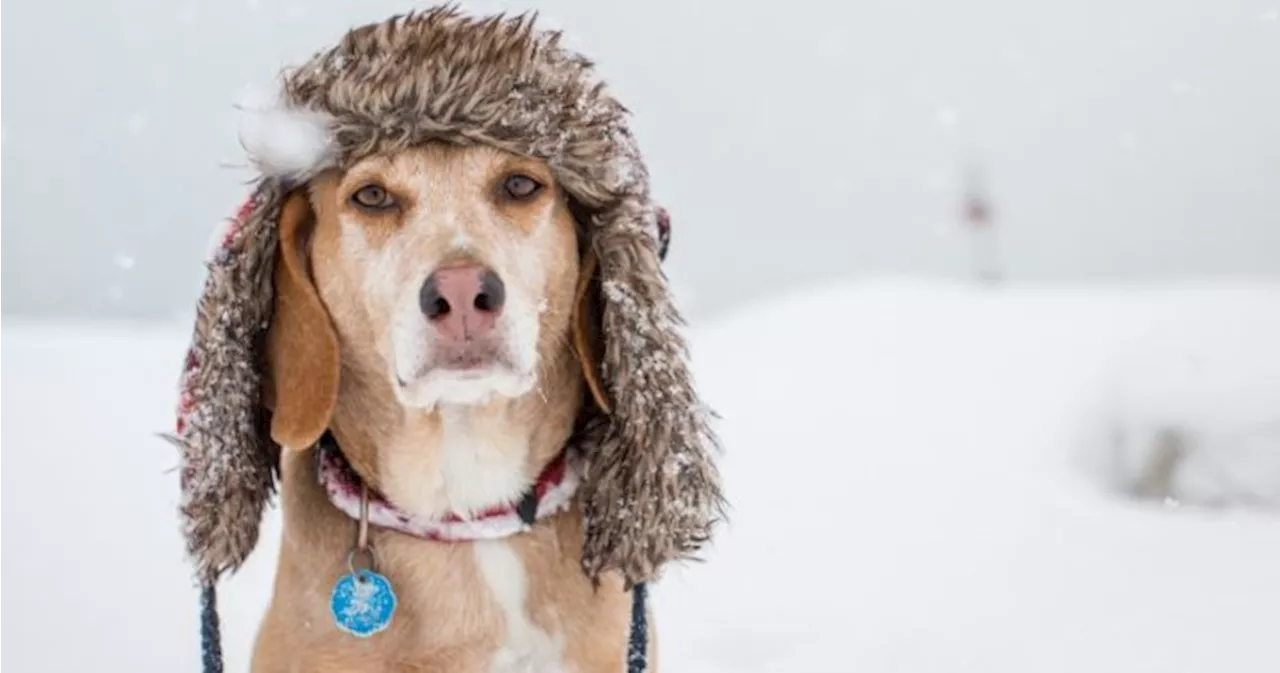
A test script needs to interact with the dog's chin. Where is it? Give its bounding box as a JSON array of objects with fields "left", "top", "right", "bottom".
[{"left": 395, "top": 365, "right": 535, "bottom": 410}]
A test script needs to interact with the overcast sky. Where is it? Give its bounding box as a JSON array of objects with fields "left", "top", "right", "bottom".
[{"left": 4, "top": 0, "right": 1278, "bottom": 322}]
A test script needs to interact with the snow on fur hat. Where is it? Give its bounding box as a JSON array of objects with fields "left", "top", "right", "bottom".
[{"left": 171, "top": 6, "right": 723, "bottom": 587}]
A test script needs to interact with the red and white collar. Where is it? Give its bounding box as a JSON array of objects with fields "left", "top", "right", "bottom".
[{"left": 316, "top": 436, "right": 580, "bottom": 542}]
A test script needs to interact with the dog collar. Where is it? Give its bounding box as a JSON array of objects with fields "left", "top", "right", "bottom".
[{"left": 316, "top": 434, "right": 580, "bottom": 542}]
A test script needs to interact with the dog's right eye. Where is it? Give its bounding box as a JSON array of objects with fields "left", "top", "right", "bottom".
[
  {"left": 502, "top": 174, "right": 543, "bottom": 201},
  {"left": 351, "top": 185, "right": 397, "bottom": 211}
]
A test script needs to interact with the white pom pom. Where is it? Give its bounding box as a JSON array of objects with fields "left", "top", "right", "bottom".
[{"left": 236, "top": 82, "right": 335, "bottom": 179}]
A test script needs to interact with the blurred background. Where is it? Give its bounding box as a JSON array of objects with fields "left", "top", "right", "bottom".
[
  {"left": 4, "top": 0, "right": 1278, "bottom": 322},
  {"left": 3, "top": 1, "right": 1279, "bottom": 672}
]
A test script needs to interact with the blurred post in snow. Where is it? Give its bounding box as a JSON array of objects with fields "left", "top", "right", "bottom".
[{"left": 962, "top": 164, "right": 1003, "bottom": 285}]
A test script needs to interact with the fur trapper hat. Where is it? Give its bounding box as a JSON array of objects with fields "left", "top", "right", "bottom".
[{"left": 171, "top": 6, "right": 723, "bottom": 588}]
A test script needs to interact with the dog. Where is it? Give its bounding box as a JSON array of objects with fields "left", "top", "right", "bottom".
[
  {"left": 253, "top": 143, "right": 641, "bottom": 671},
  {"left": 172, "top": 11, "right": 723, "bottom": 672}
]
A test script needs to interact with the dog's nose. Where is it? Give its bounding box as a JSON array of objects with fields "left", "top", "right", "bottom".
[{"left": 419, "top": 265, "right": 505, "bottom": 341}]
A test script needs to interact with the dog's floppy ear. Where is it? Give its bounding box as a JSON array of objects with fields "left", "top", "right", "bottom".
[
  {"left": 572, "top": 246, "right": 610, "bottom": 414},
  {"left": 265, "top": 190, "right": 339, "bottom": 450}
]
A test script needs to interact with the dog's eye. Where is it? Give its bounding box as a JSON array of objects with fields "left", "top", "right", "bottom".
[
  {"left": 502, "top": 174, "right": 542, "bottom": 200},
  {"left": 351, "top": 184, "right": 396, "bottom": 210}
]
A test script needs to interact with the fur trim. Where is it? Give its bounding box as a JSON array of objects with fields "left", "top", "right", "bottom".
[
  {"left": 580, "top": 217, "right": 724, "bottom": 586},
  {"left": 171, "top": 180, "right": 284, "bottom": 581},
  {"left": 277, "top": 9, "right": 644, "bottom": 208},
  {"left": 236, "top": 85, "right": 336, "bottom": 180},
  {"left": 174, "top": 6, "right": 724, "bottom": 587}
]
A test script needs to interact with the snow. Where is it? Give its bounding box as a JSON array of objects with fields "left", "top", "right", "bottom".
[
  {"left": 3, "top": 278, "right": 1279, "bottom": 672},
  {"left": 1075, "top": 290, "right": 1280, "bottom": 508},
  {"left": 125, "top": 113, "right": 150, "bottom": 136}
]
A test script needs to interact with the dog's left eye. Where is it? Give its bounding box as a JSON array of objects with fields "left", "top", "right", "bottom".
[
  {"left": 502, "top": 174, "right": 543, "bottom": 200},
  {"left": 351, "top": 184, "right": 397, "bottom": 210}
]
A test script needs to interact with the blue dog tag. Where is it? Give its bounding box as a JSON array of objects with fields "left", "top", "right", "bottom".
[{"left": 330, "top": 569, "right": 397, "bottom": 637}]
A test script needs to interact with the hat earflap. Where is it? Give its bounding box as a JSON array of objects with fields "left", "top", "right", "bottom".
[
  {"left": 173, "top": 180, "right": 341, "bottom": 582},
  {"left": 173, "top": 179, "right": 285, "bottom": 582},
  {"left": 576, "top": 203, "right": 725, "bottom": 587}
]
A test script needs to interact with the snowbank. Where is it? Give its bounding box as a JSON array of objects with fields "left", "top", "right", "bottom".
[
  {"left": 659, "top": 278, "right": 1280, "bottom": 673},
  {"left": 3, "top": 278, "right": 1278, "bottom": 672},
  {"left": 1077, "top": 289, "right": 1280, "bottom": 507}
]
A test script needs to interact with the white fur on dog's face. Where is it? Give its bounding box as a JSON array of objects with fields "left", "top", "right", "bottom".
[{"left": 307, "top": 144, "right": 579, "bottom": 410}]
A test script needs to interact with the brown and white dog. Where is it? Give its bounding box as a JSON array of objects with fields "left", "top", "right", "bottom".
[
  {"left": 254, "top": 143, "right": 640, "bottom": 672},
  {"left": 172, "top": 11, "right": 723, "bottom": 672}
]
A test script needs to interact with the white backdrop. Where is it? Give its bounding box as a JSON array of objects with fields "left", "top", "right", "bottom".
[{"left": 3, "top": 0, "right": 1279, "bottom": 322}]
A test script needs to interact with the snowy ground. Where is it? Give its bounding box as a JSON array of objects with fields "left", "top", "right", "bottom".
[{"left": 3, "top": 278, "right": 1279, "bottom": 672}]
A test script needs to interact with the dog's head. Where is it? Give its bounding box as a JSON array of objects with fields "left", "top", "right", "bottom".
[{"left": 263, "top": 144, "right": 606, "bottom": 454}]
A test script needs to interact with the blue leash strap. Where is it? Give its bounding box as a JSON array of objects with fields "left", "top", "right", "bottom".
[
  {"left": 200, "top": 583, "right": 224, "bottom": 673},
  {"left": 626, "top": 582, "right": 649, "bottom": 673}
]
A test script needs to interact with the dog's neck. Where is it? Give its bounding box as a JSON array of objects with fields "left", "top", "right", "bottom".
[
  {"left": 316, "top": 435, "right": 580, "bottom": 541},
  {"left": 325, "top": 357, "right": 583, "bottom": 522}
]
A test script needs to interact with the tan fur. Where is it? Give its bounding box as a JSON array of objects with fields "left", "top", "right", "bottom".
[
  {"left": 265, "top": 192, "right": 340, "bottom": 449},
  {"left": 254, "top": 144, "right": 645, "bottom": 671}
]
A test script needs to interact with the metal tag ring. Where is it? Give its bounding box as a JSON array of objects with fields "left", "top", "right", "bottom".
[{"left": 346, "top": 545, "right": 377, "bottom": 578}]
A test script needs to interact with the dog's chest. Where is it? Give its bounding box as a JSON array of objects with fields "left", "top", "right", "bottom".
[{"left": 472, "top": 540, "right": 568, "bottom": 673}]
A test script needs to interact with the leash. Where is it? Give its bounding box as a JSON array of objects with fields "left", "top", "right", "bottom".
[
  {"left": 199, "top": 584, "right": 223, "bottom": 673},
  {"left": 626, "top": 582, "right": 650, "bottom": 673}
]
